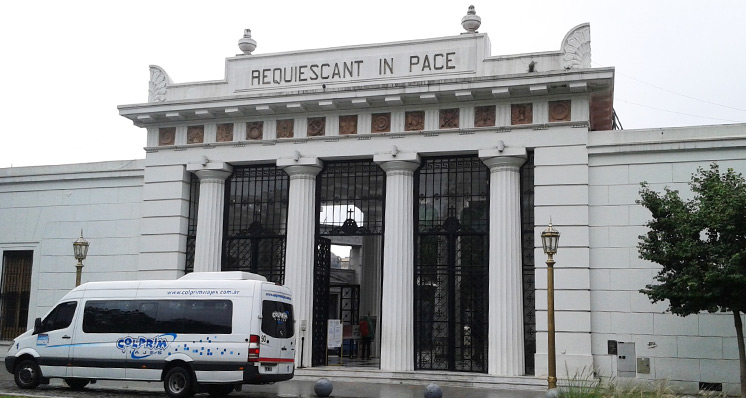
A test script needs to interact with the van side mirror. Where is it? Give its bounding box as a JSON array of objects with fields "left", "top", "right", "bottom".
[{"left": 33, "top": 318, "right": 42, "bottom": 334}]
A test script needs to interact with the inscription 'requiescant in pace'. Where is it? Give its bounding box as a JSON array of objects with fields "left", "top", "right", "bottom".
[{"left": 250, "top": 52, "right": 458, "bottom": 86}]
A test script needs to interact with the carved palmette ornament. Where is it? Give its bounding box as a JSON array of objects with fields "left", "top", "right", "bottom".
[
  {"left": 246, "top": 122, "right": 263, "bottom": 140},
  {"left": 339, "top": 115, "right": 358, "bottom": 135},
  {"left": 371, "top": 113, "right": 391, "bottom": 133},
  {"left": 307, "top": 117, "right": 325, "bottom": 136},
  {"left": 277, "top": 119, "right": 294, "bottom": 138},
  {"left": 217, "top": 124, "right": 234, "bottom": 142},
  {"left": 562, "top": 23, "right": 591, "bottom": 69},
  {"left": 148, "top": 65, "right": 172, "bottom": 103}
]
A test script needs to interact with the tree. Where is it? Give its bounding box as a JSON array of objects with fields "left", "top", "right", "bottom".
[{"left": 637, "top": 164, "right": 746, "bottom": 397}]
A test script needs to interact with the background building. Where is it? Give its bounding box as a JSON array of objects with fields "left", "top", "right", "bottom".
[{"left": 1, "top": 8, "right": 744, "bottom": 394}]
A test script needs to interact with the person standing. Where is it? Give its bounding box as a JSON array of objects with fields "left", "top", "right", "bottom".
[{"left": 359, "top": 316, "right": 372, "bottom": 360}]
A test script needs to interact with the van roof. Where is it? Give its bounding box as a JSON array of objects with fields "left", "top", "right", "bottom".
[{"left": 178, "top": 271, "right": 267, "bottom": 282}]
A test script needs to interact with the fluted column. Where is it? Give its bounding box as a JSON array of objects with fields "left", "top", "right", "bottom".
[
  {"left": 374, "top": 152, "right": 420, "bottom": 371},
  {"left": 277, "top": 157, "right": 322, "bottom": 367},
  {"left": 479, "top": 147, "right": 527, "bottom": 376},
  {"left": 360, "top": 235, "right": 383, "bottom": 357},
  {"left": 186, "top": 162, "right": 233, "bottom": 273}
]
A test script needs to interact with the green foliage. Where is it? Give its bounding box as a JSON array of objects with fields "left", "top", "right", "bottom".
[{"left": 637, "top": 164, "right": 746, "bottom": 316}]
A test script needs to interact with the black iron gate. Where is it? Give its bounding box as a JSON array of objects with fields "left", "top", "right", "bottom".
[
  {"left": 414, "top": 156, "right": 489, "bottom": 373},
  {"left": 312, "top": 237, "right": 331, "bottom": 366},
  {"left": 334, "top": 285, "right": 360, "bottom": 326},
  {"left": 1, "top": 250, "right": 33, "bottom": 340},
  {"left": 521, "top": 151, "right": 536, "bottom": 375},
  {"left": 221, "top": 166, "right": 289, "bottom": 283}
]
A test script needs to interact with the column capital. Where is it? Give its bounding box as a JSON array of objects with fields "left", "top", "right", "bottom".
[
  {"left": 186, "top": 161, "right": 233, "bottom": 182},
  {"left": 374, "top": 152, "right": 420, "bottom": 174},
  {"left": 479, "top": 147, "right": 527, "bottom": 171},
  {"left": 278, "top": 157, "right": 323, "bottom": 179}
]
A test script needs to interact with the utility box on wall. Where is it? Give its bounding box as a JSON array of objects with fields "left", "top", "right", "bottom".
[{"left": 617, "top": 342, "right": 636, "bottom": 378}]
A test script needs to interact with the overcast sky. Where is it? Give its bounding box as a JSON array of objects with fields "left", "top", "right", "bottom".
[{"left": 2, "top": 1, "right": 745, "bottom": 168}]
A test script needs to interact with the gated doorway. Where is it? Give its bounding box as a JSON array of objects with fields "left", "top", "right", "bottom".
[
  {"left": 1, "top": 250, "right": 33, "bottom": 340},
  {"left": 313, "top": 160, "right": 385, "bottom": 366},
  {"left": 414, "top": 156, "right": 489, "bottom": 373},
  {"left": 221, "top": 165, "right": 289, "bottom": 283}
]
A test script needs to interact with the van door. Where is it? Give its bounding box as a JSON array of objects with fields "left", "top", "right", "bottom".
[
  {"left": 34, "top": 301, "right": 78, "bottom": 378},
  {"left": 70, "top": 300, "right": 127, "bottom": 379},
  {"left": 259, "top": 289, "right": 295, "bottom": 375}
]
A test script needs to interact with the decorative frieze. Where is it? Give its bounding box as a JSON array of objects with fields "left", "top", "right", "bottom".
[
  {"left": 307, "top": 117, "right": 326, "bottom": 137},
  {"left": 371, "top": 113, "right": 391, "bottom": 133},
  {"left": 339, "top": 115, "right": 358, "bottom": 135},
  {"left": 187, "top": 125, "right": 205, "bottom": 144},
  {"left": 511, "top": 103, "right": 533, "bottom": 125},
  {"left": 405, "top": 111, "right": 425, "bottom": 131},
  {"left": 158, "top": 127, "right": 175, "bottom": 146},
  {"left": 216, "top": 123, "right": 234, "bottom": 142},
  {"left": 439, "top": 108, "right": 459, "bottom": 129},
  {"left": 277, "top": 119, "right": 294, "bottom": 138},
  {"left": 246, "top": 121, "right": 263, "bottom": 140},
  {"left": 475, "top": 105, "right": 496, "bottom": 127},
  {"left": 549, "top": 100, "right": 571, "bottom": 122}
]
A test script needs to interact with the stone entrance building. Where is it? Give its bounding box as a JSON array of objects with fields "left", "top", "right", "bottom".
[{"left": 1, "top": 8, "right": 744, "bottom": 394}]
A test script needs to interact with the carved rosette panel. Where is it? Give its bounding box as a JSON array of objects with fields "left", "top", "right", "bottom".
[
  {"left": 474, "top": 105, "right": 496, "bottom": 127},
  {"left": 439, "top": 108, "right": 459, "bottom": 129},
  {"left": 246, "top": 121, "right": 264, "bottom": 140},
  {"left": 339, "top": 115, "right": 358, "bottom": 135},
  {"left": 307, "top": 117, "right": 326, "bottom": 137},
  {"left": 277, "top": 119, "right": 294, "bottom": 138},
  {"left": 562, "top": 24, "right": 591, "bottom": 69},
  {"left": 187, "top": 126, "right": 205, "bottom": 144},
  {"left": 511, "top": 104, "right": 533, "bottom": 125},
  {"left": 371, "top": 113, "right": 391, "bottom": 133},
  {"left": 549, "top": 100, "right": 571, "bottom": 122},
  {"left": 405, "top": 111, "right": 425, "bottom": 131},
  {"left": 217, "top": 124, "right": 234, "bottom": 142},
  {"left": 158, "top": 127, "right": 175, "bottom": 146}
]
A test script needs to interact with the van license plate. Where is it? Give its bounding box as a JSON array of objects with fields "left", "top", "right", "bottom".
[{"left": 264, "top": 366, "right": 273, "bottom": 372}]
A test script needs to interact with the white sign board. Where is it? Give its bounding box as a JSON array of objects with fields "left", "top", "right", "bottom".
[{"left": 327, "top": 319, "right": 343, "bottom": 349}]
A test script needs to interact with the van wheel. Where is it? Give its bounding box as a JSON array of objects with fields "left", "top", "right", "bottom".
[
  {"left": 164, "top": 366, "right": 195, "bottom": 398},
  {"left": 207, "top": 384, "right": 234, "bottom": 397},
  {"left": 64, "top": 378, "right": 91, "bottom": 389},
  {"left": 14, "top": 359, "right": 41, "bottom": 389}
]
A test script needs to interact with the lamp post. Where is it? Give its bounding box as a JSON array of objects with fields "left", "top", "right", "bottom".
[
  {"left": 73, "top": 230, "right": 89, "bottom": 287},
  {"left": 541, "top": 222, "right": 560, "bottom": 391}
]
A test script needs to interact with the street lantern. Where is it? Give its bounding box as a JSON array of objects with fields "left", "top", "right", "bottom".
[
  {"left": 541, "top": 222, "right": 560, "bottom": 391},
  {"left": 73, "top": 230, "right": 89, "bottom": 287}
]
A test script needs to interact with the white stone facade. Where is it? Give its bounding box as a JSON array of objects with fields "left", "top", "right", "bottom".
[{"left": 0, "top": 18, "right": 744, "bottom": 395}]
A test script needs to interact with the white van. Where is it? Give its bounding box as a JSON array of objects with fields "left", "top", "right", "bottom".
[{"left": 4, "top": 271, "right": 295, "bottom": 397}]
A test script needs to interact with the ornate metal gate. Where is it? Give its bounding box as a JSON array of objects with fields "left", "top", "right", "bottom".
[
  {"left": 521, "top": 151, "right": 536, "bottom": 375},
  {"left": 1, "top": 251, "right": 33, "bottom": 340},
  {"left": 313, "top": 160, "right": 385, "bottom": 366},
  {"left": 312, "top": 237, "right": 331, "bottom": 366},
  {"left": 414, "top": 156, "right": 489, "bottom": 373},
  {"left": 222, "top": 166, "right": 289, "bottom": 283}
]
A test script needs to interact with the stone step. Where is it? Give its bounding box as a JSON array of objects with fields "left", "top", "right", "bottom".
[{"left": 295, "top": 367, "right": 546, "bottom": 391}]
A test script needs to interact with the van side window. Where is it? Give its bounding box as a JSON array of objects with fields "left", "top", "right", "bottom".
[
  {"left": 38, "top": 301, "right": 77, "bottom": 333},
  {"left": 83, "top": 299, "right": 232, "bottom": 334}
]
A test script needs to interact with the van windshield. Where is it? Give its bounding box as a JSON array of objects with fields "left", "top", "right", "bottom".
[{"left": 261, "top": 300, "right": 294, "bottom": 338}]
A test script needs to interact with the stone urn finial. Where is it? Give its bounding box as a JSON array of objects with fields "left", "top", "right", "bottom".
[
  {"left": 461, "top": 5, "right": 481, "bottom": 34},
  {"left": 238, "top": 29, "right": 257, "bottom": 55}
]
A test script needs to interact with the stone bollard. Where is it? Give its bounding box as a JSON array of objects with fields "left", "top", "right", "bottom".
[
  {"left": 314, "top": 378, "right": 333, "bottom": 397},
  {"left": 424, "top": 383, "right": 443, "bottom": 398}
]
